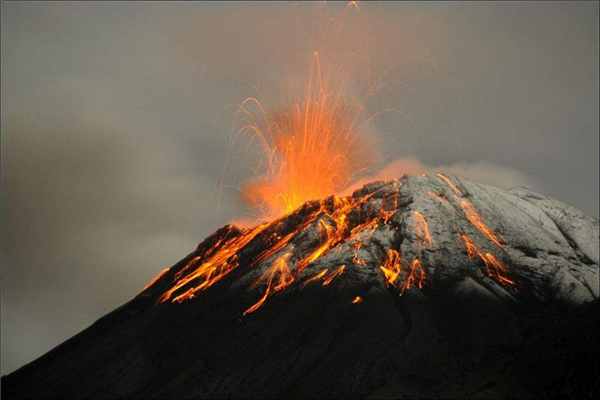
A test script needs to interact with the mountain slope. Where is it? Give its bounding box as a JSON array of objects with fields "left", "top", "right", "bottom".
[{"left": 2, "top": 174, "right": 598, "bottom": 399}]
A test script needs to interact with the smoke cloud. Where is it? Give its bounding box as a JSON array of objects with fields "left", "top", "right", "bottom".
[{"left": 342, "top": 157, "right": 542, "bottom": 196}]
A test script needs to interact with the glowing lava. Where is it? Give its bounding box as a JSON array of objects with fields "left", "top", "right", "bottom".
[
  {"left": 379, "top": 249, "right": 429, "bottom": 296},
  {"left": 243, "top": 252, "right": 294, "bottom": 316},
  {"left": 322, "top": 265, "right": 346, "bottom": 286},
  {"left": 412, "top": 211, "right": 434, "bottom": 249},
  {"left": 156, "top": 223, "right": 270, "bottom": 304},
  {"left": 459, "top": 199, "right": 507, "bottom": 251},
  {"left": 400, "top": 259, "right": 428, "bottom": 296},
  {"left": 458, "top": 234, "right": 516, "bottom": 289}
]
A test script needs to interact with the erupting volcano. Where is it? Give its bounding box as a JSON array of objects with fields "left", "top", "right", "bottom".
[
  {"left": 2, "top": 3, "right": 598, "bottom": 400},
  {"left": 3, "top": 174, "right": 598, "bottom": 399}
]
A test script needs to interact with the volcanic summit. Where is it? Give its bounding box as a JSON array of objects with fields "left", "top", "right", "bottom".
[{"left": 2, "top": 174, "right": 598, "bottom": 399}]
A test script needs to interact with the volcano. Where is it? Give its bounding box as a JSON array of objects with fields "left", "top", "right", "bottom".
[{"left": 2, "top": 174, "right": 598, "bottom": 399}]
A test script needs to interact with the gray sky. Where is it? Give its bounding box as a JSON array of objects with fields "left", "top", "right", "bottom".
[{"left": 1, "top": 1, "right": 598, "bottom": 375}]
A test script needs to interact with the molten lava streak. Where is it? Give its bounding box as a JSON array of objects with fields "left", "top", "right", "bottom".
[
  {"left": 400, "top": 259, "right": 428, "bottom": 296},
  {"left": 458, "top": 234, "right": 516, "bottom": 290},
  {"left": 156, "top": 223, "right": 270, "bottom": 304},
  {"left": 322, "top": 265, "right": 346, "bottom": 286},
  {"left": 243, "top": 252, "right": 294, "bottom": 316},
  {"left": 459, "top": 200, "right": 507, "bottom": 251},
  {"left": 379, "top": 249, "right": 428, "bottom": 296},
  {"left": 303, "top": 269, "right": 329, "bottom": 287},
  {"left": 436, "top": 173, "right": 462, "bottom": 195},
  {"left": 412, "top": 211, "right": 434, "bottom": 249},
  {"left": 436, "top": 174, "right": 507, "bottom": 252}
]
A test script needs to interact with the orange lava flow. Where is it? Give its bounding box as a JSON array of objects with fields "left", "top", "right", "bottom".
[
  {"left": 243, "top": 252, "right": 294, "bottom": 316},
  {"left": 157, "top": 223, "right": 270, "bottom": 304},
  {"left": 380, "top": 249, "right": 402, "bottom": 286},
  {"left": 322, "top": 265, "right": 346, "bottom": 286},
  {"left": 427, "top": 191, "right": 448, "bottom": 204},
  {"left": 379, "top": 249, "right": 428, "bottom": 295},
  {"left": 399, "top": 259, "right": 428, "bottom": 296},
  {"left": 174, "top": 256, "right": 201, "bottom": 280},
  {"left": 459, "top": 199, "right": 506, "bottom": 251},
  {"left": 458, "top": 234, "right": 516, "bottom": 290},
  {"left": 436, "top": 173, "right": 462, "bottom": 195},
  {"left": 381, "top": 187, "right": 401, "bottom": 223},
  {"left": 351, "top": 296, "right": 363, "bottom": 304},
  {"left": 412, "top": 211, "right": 435, "bottom": 249},
  {"left": 353, "top": 252, "right": 367, "bottom": 266},
  {"left": 303, "top": 268, "right": 329, "bottom": 287},
  {"left": 484, "top": 252, "right": 516, "bottom": 287}
]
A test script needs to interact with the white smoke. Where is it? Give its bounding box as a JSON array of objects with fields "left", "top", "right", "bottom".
[{"left": 342, "top": 157, "right": 542, "bottom": 196}]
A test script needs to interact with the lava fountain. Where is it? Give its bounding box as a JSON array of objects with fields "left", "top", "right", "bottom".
[
  {"left": 235, "top": 51, "right": 376, "bottom": 219},
  {"left": 222, "top": 1, "right": 404, "bottom": 221}
]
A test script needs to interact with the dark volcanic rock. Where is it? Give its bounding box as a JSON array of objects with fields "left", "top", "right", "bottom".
[{"left": 2, "top": 174, "right": 598, "bottom": 399}]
